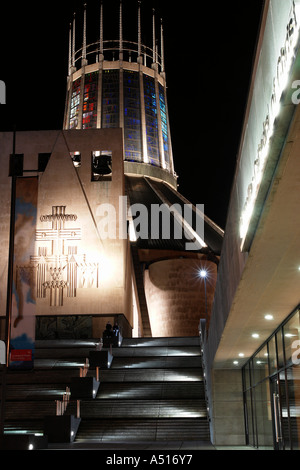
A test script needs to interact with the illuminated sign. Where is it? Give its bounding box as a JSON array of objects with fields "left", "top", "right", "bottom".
[
  {"left": 240, "top": 3, "right": 300, "bottom": 250},
  {"left": 10, "top": 349, "right": 32, "bottom": 362}
]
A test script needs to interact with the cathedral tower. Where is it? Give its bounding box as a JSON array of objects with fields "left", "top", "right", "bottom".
[{"left": 64, "top": 2, "right": 176, "bottom": 189}]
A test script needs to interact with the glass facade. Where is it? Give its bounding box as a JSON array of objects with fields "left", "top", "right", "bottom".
[
  {"left": 243, "top": 308, "right": 300, "bottom": 450},
  {"left": 159, "top": 83, "right": 170, "bottom": 171},
  {"left": 124, "top": 71, "right": 142, "bottom": 162},
  {"left": 82, "top": 72, "right": 98, "bottom": 129},
  {"left": 67, "top": 68, "right": 173, "bottom": 174},
  {"left": 102, "top": 70, "right": 119, "bottom": 128},
  {"left": 69, "top": 78, "right": 81, "bottom": 129},
  {"left": 144, "top": 75, "right": 160, "bottom": 167}
]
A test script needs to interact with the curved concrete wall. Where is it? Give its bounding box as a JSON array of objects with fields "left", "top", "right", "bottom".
[{"left": 144, "top": 258, "right": 217, "bottom": 337}]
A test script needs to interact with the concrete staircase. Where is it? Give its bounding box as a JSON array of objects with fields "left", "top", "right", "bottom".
[{"left": 0, "top": 336, "right": 211, "bottom": 447}]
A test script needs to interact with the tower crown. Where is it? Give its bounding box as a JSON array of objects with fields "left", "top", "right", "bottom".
[{"left": 64, "top": 1, "right": 176, "bottom": 186}]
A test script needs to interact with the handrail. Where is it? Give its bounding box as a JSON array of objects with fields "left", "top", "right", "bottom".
[
  {"left": 273, "top": 393, "right": 282, "bottom": 443},
  {"left": 55, "top": 386, "right": 71, "bottom": 416}
]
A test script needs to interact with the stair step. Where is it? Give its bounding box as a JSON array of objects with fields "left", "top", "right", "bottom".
[
  {"left": 67, "top": 399, "right": 207, "bottom": 419},
  {"left": 98, "top": 368, "right": 203, "bottom": 382},
  {"left": 4, "top": 401, "right": 56, "bottom": 420},
  {"left": 122, "top": 337, "right": 200, "bottom": 347},
  {"left": 1, "top": 368, "right": 203, "bottom": 385},
  {"left": 111, "top": 356, "right": 202, "bottom": 369},
  {"left": 1, "top": 336, "right": 210, "bottom": 444},
  {"left": 75, "top": 418, "right": 210, "bottom": 442},
  {"left": 2, "top": 384, "right": 67, "bottom": 400},
  {"left": 96, "top": 381, "right": 205, "bottom": 399}
]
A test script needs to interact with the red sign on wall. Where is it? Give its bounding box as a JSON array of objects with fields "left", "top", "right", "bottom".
[{"left": 10, "top": 349, "right": 32, "bottom": 362}]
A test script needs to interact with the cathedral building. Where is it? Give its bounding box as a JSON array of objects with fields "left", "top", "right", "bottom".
[{"left": 0, "top": 2, "right": 223, "bottom": 368}]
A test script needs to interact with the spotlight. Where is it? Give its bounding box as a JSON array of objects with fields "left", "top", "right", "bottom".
[
  {"left": 199, "top": 269, "right": 207, "bottom": 279},
  {"left": 264, "top": 314, "right": 274, "bottom": 320}
]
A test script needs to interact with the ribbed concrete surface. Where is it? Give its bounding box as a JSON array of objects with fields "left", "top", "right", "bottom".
[
  {"left": 0, "top": 336, "right": 211, "bottom": 446},
  {"left": 72, "top": 337, "right": 210, "bottom": 443}
]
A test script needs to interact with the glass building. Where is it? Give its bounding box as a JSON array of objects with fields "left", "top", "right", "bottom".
[{"left": 243, "top": 307, "right": 300, "bottom": 450}]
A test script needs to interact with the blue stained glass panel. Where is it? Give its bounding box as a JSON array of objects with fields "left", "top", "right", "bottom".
[
  {"left": 143, "top": 75, "right": 160, "bottom": 167},
  {"left": 124, "top": 71, "right": 142, "bottom": 162},
  {"left": 159, "top": 83, "right": 170, "bottom": 170},
  {"left": 69, "top": 78, "right": 81, "bottom": 129},
  {"left": 102, "top": 70, "right": 120, "bottom": 128}
]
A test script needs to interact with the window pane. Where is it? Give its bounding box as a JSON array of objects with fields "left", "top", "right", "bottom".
[
  {"left": 83, "top": 72, "right": 98, "bottom": 130},
  {"left": 277, "top": 329, "right": 285, "bottom": 369},
  {"left": 245, "top": 389, "right": 254, "bottom": 446},
  {"left": 255, "top": 380, "right": 273, "bottom": 448},
  {"left": 284, "top": 311, "right": 300, "bottom": 366},
  {"left": 243, "top": 363, "right": 251, "bottom": 391},
  {"left": 69, "top": 78, "right": 81, "bottom": 129},
  {"left": 102, "top": 70, "right": 119, "bottom": 128},
  {"left": 268, "top": 335, "right": 277, "bottom": 375},
  {"left": 159, "top": 83, "right": 170, "bottom": 170},
  {"left": 253, "top": 344, "right": 269, "bottom": 385},
  {"left": 143, "top": 75, "right": 160, "bottom": 166},
  {"left": 124, "top": 71, "right": 142, "bottom": 162},
  {"left": 286, "top": 365, "right": 300, "bottom": 450}
]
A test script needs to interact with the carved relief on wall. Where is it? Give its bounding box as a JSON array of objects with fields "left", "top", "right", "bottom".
[{"left": 28, "top": 206, "right": 99, "bottom": 307}]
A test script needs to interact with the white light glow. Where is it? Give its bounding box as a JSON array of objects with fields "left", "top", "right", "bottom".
[
  {"left": 240, "top": 9, "right": 300, "bottom": 249},
  {"left": 252, "top": 333, "right": 260, "bottom": 339},
  {"left": 199, "top": 269, "right": 207, "bottom": 279},
  {"left": 265, "top": 314, "right": 274, "bottom": 321},
  {"left": 99, "top": 254, "right": 115, "bottom": 282}
]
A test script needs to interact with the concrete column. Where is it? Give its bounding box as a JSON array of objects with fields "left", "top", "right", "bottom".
[
  {"left": 210, "top": 369, "right": 246, "bottom": 446},
  {"left": 97, "top": 62, "right": 103, "bottom": 129}
]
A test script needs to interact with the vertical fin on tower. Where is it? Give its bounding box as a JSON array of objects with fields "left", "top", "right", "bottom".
[{"left": 82, "top": 3, "right": 88, "bottom": 66}]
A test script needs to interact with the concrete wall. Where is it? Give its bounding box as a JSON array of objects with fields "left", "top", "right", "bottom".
[
  {"left": 202, "top": 0, "right": 300, "bottom": 446},
  {"left": 210, "top": 369, "right": 245, "bottom": 446},
  {"left": 144, "top": 258, "right": 217, "bottom": 337},
  {"left": 0, "top": 129, "right": 133, "bottom": 338}
]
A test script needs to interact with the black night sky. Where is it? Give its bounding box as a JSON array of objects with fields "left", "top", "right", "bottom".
[{"left": 0, "top": 0, "right": 264, "bottom": 230}]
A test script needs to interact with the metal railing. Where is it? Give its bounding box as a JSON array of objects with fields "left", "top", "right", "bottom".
[{"left": 71, "top": 39, "right": 164, "bottom": 72}]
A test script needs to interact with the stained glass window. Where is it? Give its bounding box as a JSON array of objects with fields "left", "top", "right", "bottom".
[
  {"left": 159, "top": 84, "right": 170, "bottom": 171},
  {"left": 124, "top": 71, "right": 142, "bottom": 162},
  {"left": 82, "top": 72, "right": 99, "bottom": 129},
  {"left": 102, "top": 70, "right": 119, "bottom": 128},
  {"left": 143, "top": 75, "right": 160, "bottom": 167},
  {"left": 69, "top": 78, "right": 81, "bottom": 129}
]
